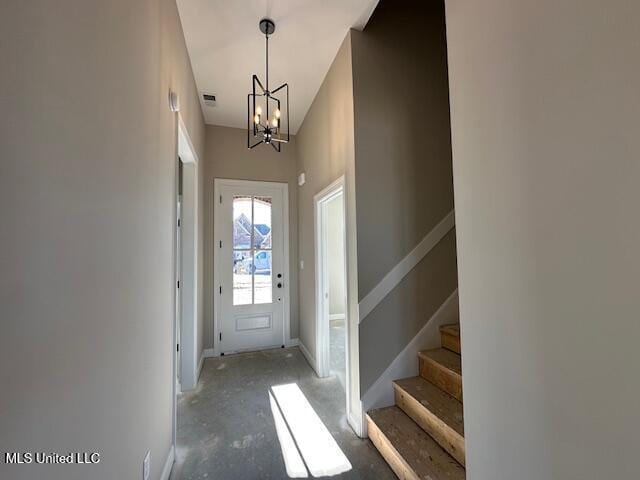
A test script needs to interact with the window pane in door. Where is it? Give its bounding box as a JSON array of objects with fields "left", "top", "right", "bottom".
[
  {"left": 253, "top": 250, "right": 272, "bottom": 304},
  {"left": 233, "top": 196, "right": 252, "bottom": 249},
  {"left": 233, "top": 250, "right": 253, "bottom": 305},
  {"left": 253, "top": 196, "right": 272, "bottom": 249}
]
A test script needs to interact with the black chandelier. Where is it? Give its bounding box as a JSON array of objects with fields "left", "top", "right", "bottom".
[{"left": 247, "top": 18, "right": 290, "bottom": 151}]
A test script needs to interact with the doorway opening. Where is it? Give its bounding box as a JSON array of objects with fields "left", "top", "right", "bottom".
[
  {"left": 314, "top": 177, "right": 349, "bottom": 408},
  {"left": 172, "top": 115, "right": 200, "bottom": 469},
  {"left": 175, "top": 120, "right": 199, "bottom": 392}
]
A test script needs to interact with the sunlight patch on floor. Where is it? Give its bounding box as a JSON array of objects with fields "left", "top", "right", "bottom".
[
  {"left": 269, "top": 391, "right": 308, "bottom": 478},
  {"left": 270, "top": 383, "right": 352, "bottom": 478}
]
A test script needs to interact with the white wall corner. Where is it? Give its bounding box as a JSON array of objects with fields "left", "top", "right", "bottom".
[
  {"left": 361, "top": 289, "right": 459, "bottom": 413},
  {"left": 160, "top": 445, "right": 175, "bottom": 480},
  {"left": 298, "top": 341, "right": 320, "bottom": 377}
]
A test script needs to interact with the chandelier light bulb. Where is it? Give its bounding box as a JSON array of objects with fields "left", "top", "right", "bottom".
[
  {"left": 274, "top": 109, "right": 281, "bottom": 119},
  {"left": 272, "top": 118, "right": 278, "bottom": 127},
  {"left": 254, "top": 114, "right": 260, "bottom": 124},
  {"left": 256, "top": 106, "right": 262, "bottom": 116}
]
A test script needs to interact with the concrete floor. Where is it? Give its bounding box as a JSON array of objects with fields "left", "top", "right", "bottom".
[{"left": 170, "top": 347, "right": 395, "bottom": 480}]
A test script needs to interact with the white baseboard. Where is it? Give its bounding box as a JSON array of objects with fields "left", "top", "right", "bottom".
[
  {"left": 361, "top": 289, "right": 459, "bottom": 414},
  {"left": 160, "top": 445, "right": 175, "bottom": 480},
  {"left": 329, "top": 313, "right": 345, "bottom": 321},
  {"left": 298, "top": 341, "right": 320, "bottom": 377},
  {"left": 286, "top": 338, "right": 300, "bottom": 347},
  {"left": 358, "top": 210, "right": 455, "bottom": 323}
]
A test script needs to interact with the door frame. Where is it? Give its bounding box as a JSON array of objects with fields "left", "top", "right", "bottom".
[
  {"left": 172, "top": 113, "right": 200, "bottom": 457},
  {"left": 314, "top": 176, "right": 351, "bottom": 423},
  {"left": 213, "top": 178, "right": 290, "bottom": 356}
]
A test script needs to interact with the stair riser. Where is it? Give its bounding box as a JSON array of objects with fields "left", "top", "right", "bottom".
[
  {"left": 394, "top": 384, "right": 465, "bottom": 466},
  {"left": 367, "top": 415, "right": 421, "bottom": 480},
  {"left": 419, "top": 357, "right": 463, "bottom": 401},
  {"left": 441, "top": 331, "right": 461, "bottom": 354}
]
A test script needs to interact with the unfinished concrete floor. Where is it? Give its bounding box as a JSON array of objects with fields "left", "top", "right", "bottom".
[{"left": 170, "top": 347, "right": 395, "bottom": 480}]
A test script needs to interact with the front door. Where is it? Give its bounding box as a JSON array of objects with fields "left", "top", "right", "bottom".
[{"left": 217, "top": 180, "right": 287, "bottom": 354}]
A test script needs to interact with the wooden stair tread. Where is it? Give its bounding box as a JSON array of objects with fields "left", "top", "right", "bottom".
[
  {"left": 419, "top": 348, "right": 462, "bottom": 375},
  {"left": 394, "top": 377, "right": 465, "bottom": 465},
  {"left": 367, "top": 406, "right": 465, "bottom": 480},
  {"left": 439, "top": 324, "right": 460, "bottom": 338},
  {"left": 394, "top": 376, "right": 464, "bottom": 436}
]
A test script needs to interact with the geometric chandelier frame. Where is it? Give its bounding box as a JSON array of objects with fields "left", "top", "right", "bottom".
[{"left": 247, "top": 18, "right": 290, "bottom": 151}]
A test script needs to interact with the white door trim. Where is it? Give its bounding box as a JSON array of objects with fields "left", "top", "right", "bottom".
[
  {"left": 177, "top": 131, "right": 199, "bottom": 391},
  {"left": 172, "top": 113, "right": 200, "bottom": 469},
  {"left": 213, "top": 178, "right": 290, "bottom": 356},
  {"left": 314, "top": 177, "right": 346, "bottom": 378},
  {"left": 314, "top": 176, "right": 354, "bottom": 431}
]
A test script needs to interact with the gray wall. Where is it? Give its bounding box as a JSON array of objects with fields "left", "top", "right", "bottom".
[
  {"left": 295, "top": 35, "right": 356, "bottom": 362},
  {"left": 351, "top": 0, "right": 458, "bottom": 393},
  {"left": 203, "top": 125, "right": 299, "bottom": 348},
  {"left": 446, "top": 0, "right": 640, "bottom": 478},
  {"left": 0, "top": 1, "right": 205, "bottom": 479}
]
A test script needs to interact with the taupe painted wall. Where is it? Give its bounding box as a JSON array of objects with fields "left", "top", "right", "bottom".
[
  {"left": 351, "top": 0, "right": 457, "bottom": 393},
  {"left": 295, "top": 36, "right": 356, "bottom": 362},
  {"left": 0, "top": 1, "right": 205, "bottom": 479},
  {"left": 203, "top": 125, "right": 299, "bottom": 348},
  {"left": 446, "top": 0, "right": 640, "bottom": 477}
]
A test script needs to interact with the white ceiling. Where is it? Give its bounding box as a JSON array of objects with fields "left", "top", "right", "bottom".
[{"left": 176, "top": 0, "right": 379, "bottom": 133}]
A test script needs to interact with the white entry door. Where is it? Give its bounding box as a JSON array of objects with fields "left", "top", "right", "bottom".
[{"left": 216, "top": 180, "right": 287, "bottom": 354}]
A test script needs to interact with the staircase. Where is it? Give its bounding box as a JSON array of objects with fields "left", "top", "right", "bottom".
[{"left": 367, "top": 324, "right": 465, "bottom": 479}]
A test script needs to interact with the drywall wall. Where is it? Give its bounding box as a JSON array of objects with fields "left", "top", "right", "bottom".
[
  {"left": 296, "top": 34, "right": 355, "bottom": 362},
  {"left": 327, "top": 194, "right": 346, "bottom": 317},
  {"left": 202, "top": 125, "right": 299, "bottom": 348},
  {"left": 0, "top": 0, "right": 205, "bottom": 479},
  {"left": 351, "top": 0, "right": 457, "bottom": 394},
  {"left": 446, "top": 0, "right": 640, "bottom": 478},
  {"left": 295, "top": 34, "right": 362, "bottom": 428}
]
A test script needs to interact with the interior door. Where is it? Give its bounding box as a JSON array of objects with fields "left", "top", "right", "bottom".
[{"left": 218, "top": 181, "right": 286, "bottom": 354}]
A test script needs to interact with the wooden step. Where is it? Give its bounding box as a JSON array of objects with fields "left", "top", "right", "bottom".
[
  {"left": 440, "top": 323, "right": 461, "bottom": 354},
  {"left": 394, "top": 376, "right": 465, "bottom": 466},
  {"left": 418, "top": 349, "right": 463, "bottom": 401},
  {"left": 367, "top": 406, "right": 465, "bottom": 480}
]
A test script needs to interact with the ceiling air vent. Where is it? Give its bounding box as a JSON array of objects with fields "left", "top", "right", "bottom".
[{"left": 202, "top": 94, "right": 217, "bottom": 107}]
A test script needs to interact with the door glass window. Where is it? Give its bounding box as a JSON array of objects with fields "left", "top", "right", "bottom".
[
  {"left": 232, "top": 195, "right": 273, "bottom": 305},
  {"left": 233, "top": 251, "right": 253, "bottom": 306},
  {"left": 254, "top": 250, "right": 272, "bottom": 304},
  {"left": 253, "top": 197, "right": 272, "bottom": 249}
]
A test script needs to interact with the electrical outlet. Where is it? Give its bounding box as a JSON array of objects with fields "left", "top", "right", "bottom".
[{"left": 143, "top": 450, "right": 150, "bottom": 480}]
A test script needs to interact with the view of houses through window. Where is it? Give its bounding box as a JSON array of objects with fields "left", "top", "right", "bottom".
[{"left": 233, "top": 195, "right": 273, "bottom": 305}]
